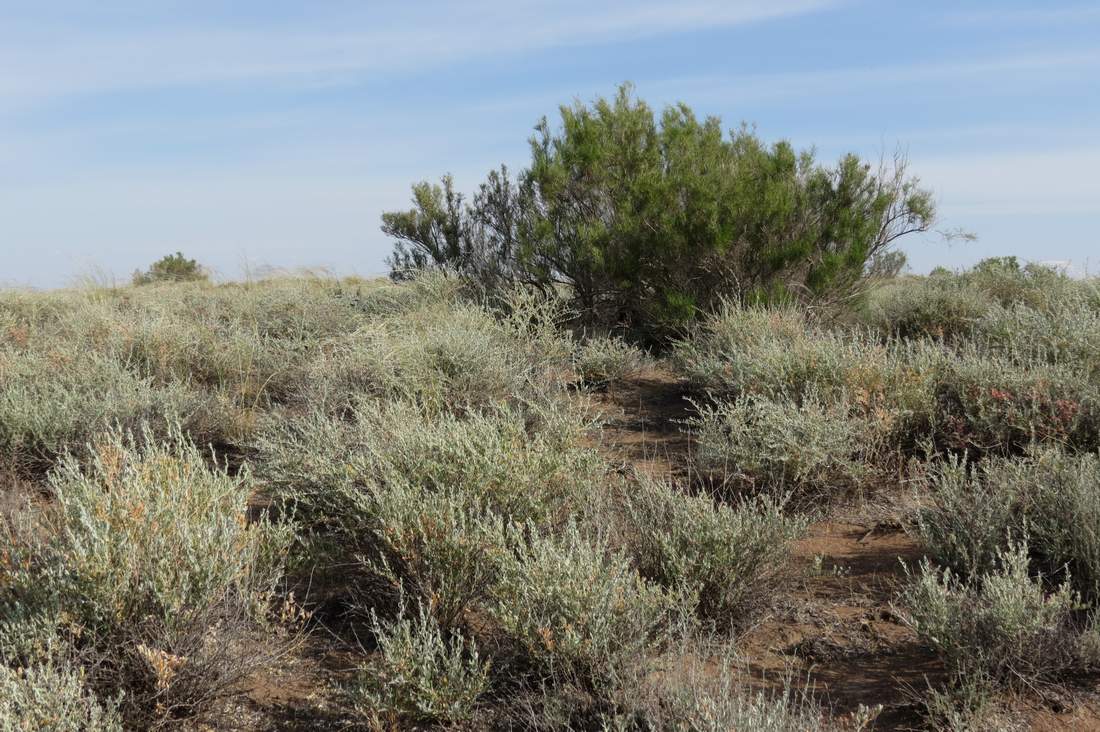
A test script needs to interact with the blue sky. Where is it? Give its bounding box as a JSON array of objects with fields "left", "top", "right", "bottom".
[{"left": 1, "top": 1, "right": 1097, "bottom": 287}]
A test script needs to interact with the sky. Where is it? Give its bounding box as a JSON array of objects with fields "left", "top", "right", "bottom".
[{"left": 1, "top": 1, "right": 1098, "bottom": 288}]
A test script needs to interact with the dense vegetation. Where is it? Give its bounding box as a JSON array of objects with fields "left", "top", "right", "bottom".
[
  {"left": 383, "top": 85, "right": 935, "bottom": 337},
  {"left": 1, "top": 255, "right": 1098, "bottom": 729}
]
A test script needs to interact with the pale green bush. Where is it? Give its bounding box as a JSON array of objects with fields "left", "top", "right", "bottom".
[
  {"left": 673, "top": 305, "right": 867, "bottom": 401},
  {"left": 255, "top": 401, "right": 599, "bottom": 547},
  {"left": 0, "top": 664, "right": 122, "bottom": 732},
  {"left": 489, "top": 523, "right": 674, "bottom": 687},
  {"left": 607, "top": 643, "right": 841, "bottom": 732},
  {"left": 0, "top": 426, "right": 292, "bottom": 725},
  {"left": 913, "top": 456, "right": 1022, "bottom": 579},
  {"left": 302, "top": 296, "right": 572, "bottom": 416},
  {"left": 688, "top": 393, "right": 872, "bottom": 496},
  {"left": 573, "top": 335, "right": 646, "bottom": 388},
  {"left": 352, "top": 602, "right": 490, "bottom": 727},
  {"left": 973, "top": 294, "right": 1100, "bottom": 382},
  {"left": 0, "top": 348, "right": 204, "bottom": 469},
  {"left": 932, "top": 348, "right": 1100, "bottom": 454},
  {"left": 900, "top": 544, "right": 1087, "bottom": 684},
  {"left": 671, "top": 303, "right": 945, "bottom": 449},
  {"left": 916, "top": 448, "right": 1100, "bottom": 607},
  {"left": 862, "top": 275, "right": 995, "bottom": 341},
  {"left": 620, "top": 476, "right": 804, "bottom": 625},
  {"left": 363, "top": 483, "right": 510, "bottom": 629},
  {"left": 1021, "top": 450, "right": 1100, "bottom": 602}
]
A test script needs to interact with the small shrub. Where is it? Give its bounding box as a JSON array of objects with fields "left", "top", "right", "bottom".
[
  {"left": 0, "top": 663, "right": 122, "bottom": 732},
  {"left": 0, "top": 426, "right": 292, "bottom": 726},
  {"left": 254, "top": 402, "right": 599, "bottom": 549},
  {"left": 620, "top": 476, "right": 804, "bottom": 625},
  {"left": 301, "top": 297, "right": 572, "bottom": 416},
  {"left": 132, "top": 252, "right": 208, "bottom": 286},
  {"left": 351, "top": 602, "right": 490, "bottom": 727},
  {"left": 900, "top": 544, "right": 1087, "bottom": 685},
  {"left": 363, "top": 483, "right": 510, "bottom": 629},
  {"left": 573, "top": 335, "right": 645, "bottom": 388},
  {"left": 912, "top": 456, "right": 1021, "bottom": 579},
  {"left": 932, "top": 350, "right": 1100, "bottom": 455},
  {"left": 489, "top": 523, "right": 674, "bottom": 687},
  {"left": 1003, "top": 449, "right": 1100, "bottom": 602},
  {"left": 0, "top": 348, "right": 204, "bottom": 471},
  {"left": 863, "top": 276, "right": 994, "bottom": 341},
  {"left": 915, "top": 448, "right": 1100, "bottom": 605},
  {"left": 611, "top": 646, "right": 840, "bottom": 732},
  {"left": 688, "top": 393, "right": 872, "bottom": 497}
]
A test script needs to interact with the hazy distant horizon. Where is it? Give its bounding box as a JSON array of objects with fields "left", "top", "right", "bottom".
[{"left": 2, "top": 1, "right": 1097, "bottom": 288}]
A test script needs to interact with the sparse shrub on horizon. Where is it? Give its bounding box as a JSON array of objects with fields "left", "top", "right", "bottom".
[{"left": 132, "top": 252, "right": 208, "bottom": 286}]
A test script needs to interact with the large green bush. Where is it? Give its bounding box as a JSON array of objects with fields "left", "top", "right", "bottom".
[{"left": 383, "top": 85, "right": 934, "bottom": 333}]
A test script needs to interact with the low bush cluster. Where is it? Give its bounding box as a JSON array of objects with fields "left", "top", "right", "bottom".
[
  {"left": 0, "top": 427, "right": 291, "bottom": 727},
  {"left": 620, "top": 477, "right": 804, "bottom": 624}
]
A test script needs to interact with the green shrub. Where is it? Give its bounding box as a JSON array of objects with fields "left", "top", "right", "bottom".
[
  {"left": 915, "top": 448, "right": 1100, "bottom": 606},
  {"left": 900, "top": 544, "right": 1087, "bottom": 685},
  {"left": 863, "top": 275, "right": 994, "bottom": 341},
  {"left": 385, "top": 85, "right": 934, "bottom": 333},
  {"left": 688, "top": 393, "right": 872, "bottom": 496},
  {"left": 489, "top": 523, "right": 674, "bottom": 687},
  {"left": 1020, "top": 450, "right": 1100, "bottom": 602},
  {"left": 0, "top": 664, "right": 122, "bottom": 732},
  {"left": 973, "top": 294, "right": 1100, "bottom": 381},
  {"left": 0, "top": 427, "right": 292, "bottom": 726},
  {"left": 912, "top": 456, "right": 1020, "bottom": 579},
  {"left": 610, "top": 646, "right": 841, "bottom": 732},
  {"left": 352, "top": 602, "right": 490, "bottom": 727},
  {"left": 620, "top": 476, "right": 804, "bottom": 625},
  {"left": 672, "top": 303, "right": 942, "bottom": 424},
  {"left": 132, "top": 252, "right": 208, "bottom": 286},
  {"left": 573, "top": 334, "right": 646, "bottom": 388}
]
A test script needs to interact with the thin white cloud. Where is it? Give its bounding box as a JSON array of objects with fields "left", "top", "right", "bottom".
[
  {"left": 919, "top": 147, "right": 1100, "bottom": 217},
  {"left": 645, "top": 49, "right": 1100, "bottom": 106},
  {"left": 944, "top": 5, "right": 1100, "bottom": 27},
  {"left": 0, "top": 1, "right": 839, "bottom": 107}
]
